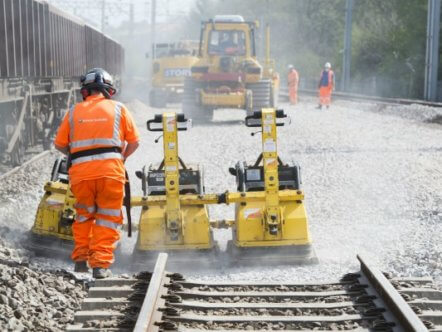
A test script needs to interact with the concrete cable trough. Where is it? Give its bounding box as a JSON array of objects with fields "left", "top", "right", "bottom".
[{"left": 67, "top": 254, "right": 442, "bottom": 331}]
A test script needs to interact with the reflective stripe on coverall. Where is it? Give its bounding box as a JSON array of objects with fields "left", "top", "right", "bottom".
[
  {"left": 71, "top": 178, "right": 123, "bottom": 268},
  {"left": 318, "top": 70, "right": 334, "bottom": 106},
  {"left": 288, "top": 69, "right": 299, "bottom": 105},
  {"left": 54, "top": 94, "right": 140, "bottom": 268}
]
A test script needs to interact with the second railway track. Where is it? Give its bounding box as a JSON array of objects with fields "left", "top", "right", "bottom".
[
  {"left": 67, "top": 254, "right": 442, "bottom": 332},
  {"left": 280, "top": 88, "right": 442, "bottom": 108},
  {"left": 0, "top": 149, "right": 52, "bottom": 181}
]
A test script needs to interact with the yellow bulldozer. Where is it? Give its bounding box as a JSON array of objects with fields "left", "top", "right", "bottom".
[
  {"left": 182, "top": 15, "right": 280, "bottom": 121},
  {"left": 149, "top": 41, "right": 199, "bottom": 108}
]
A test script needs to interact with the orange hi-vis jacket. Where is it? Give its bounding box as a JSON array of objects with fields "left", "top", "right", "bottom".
[
  {"left": 55, "top": 94, "right": 140, "bottom": 185},
  {"left": 288, "top": 69, "right": 299, "bottom": 87}
]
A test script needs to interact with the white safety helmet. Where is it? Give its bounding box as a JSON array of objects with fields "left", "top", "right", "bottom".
[
  {"left": 288, "top": 64, "right": 294, "bottom": 70},
  {"left": 324, "top": 62, "right": 331, "bottom": 70}
]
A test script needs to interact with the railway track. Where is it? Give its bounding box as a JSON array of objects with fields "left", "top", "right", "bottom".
[
  {"left": 0, "top": 149, "right": 52, "bottom": 181},
  {"left": 280, "top": 88, "right": 442, "bottom": 108},
  {"left": 67, "top": 254, "right": 442, "bottom": 332}
]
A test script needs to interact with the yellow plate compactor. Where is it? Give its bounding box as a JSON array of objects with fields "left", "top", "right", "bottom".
[
  {"left": 26, "top": 157, "right": 75, "bottom": 256},
  {"left": 226, "top": 109, "right": 316, "bottom": 264},
  {"left": 27, "top": 109, "right": 316, "bottom": 267},
  {"left": 131, "top": 112, "right": 216, "bottom": 268}
]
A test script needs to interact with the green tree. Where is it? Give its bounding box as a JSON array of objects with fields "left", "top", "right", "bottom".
[{"left": 184, "top": 0, "right": 433, "bottom": 98}]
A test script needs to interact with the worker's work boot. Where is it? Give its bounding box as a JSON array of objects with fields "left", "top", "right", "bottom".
[
  {"left": 74, "top": 261, "right": 89, "bottom": 273},
  {"left": 93, "top": 268, "right": 113, "bottom": 279},
  {"left": 316, "top": 105, "right": 322, "bottom": 110}
]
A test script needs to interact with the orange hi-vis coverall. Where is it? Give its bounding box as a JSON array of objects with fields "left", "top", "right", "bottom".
[
  {"left": 288, "top": 69, "right": 299, "bottom": 105},
  {"left": 54, "top": 94, "right": 140, "bottom": 268},
  {"left": 318, "top": 70, "right": 335, "bottom": 106}
]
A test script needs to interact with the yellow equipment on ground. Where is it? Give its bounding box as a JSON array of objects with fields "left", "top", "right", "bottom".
[
  {"left": 26, "top": 157, "right": 75, "bottom": 256},
  {"left": 28, "top": 110, "right": 315, "bottom": 267},
  {"left": 182, "top": 15, "right": 280, "bottom": 121},
  {"left": 149, "top": 41, "right": 199, "bottom": 108},
  {"left": 132, "top": 112, "right": 216, "bottom": 267},
  {"left": 132, "top": 109, "right": 315, "bottom": 267},
  {"left": 226, "top": 109, "right": 316, "bottom": 264}
]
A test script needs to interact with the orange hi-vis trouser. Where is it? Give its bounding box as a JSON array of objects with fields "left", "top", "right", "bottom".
[
  {"left": 319, "top": 86, "right": 333, "bottom": 106},
  {"left": 70, "top": 178, "right": 124, "bottom": 268},
  {"left": 289, "top": 84, "right": 298, "bottom": 104}
]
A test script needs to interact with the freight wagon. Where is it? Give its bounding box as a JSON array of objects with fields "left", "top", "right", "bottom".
[{"left": 0, "top": 0, "right": 124, "bottom": 166}]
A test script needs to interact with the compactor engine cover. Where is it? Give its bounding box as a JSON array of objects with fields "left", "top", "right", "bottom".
[
  {"left": 27, "top": 157, "right": 75, "bottom": 256},
  {"left": 146, "top": 164, "right": 203, "bottom": 195},
  {"left": 233, "top": 161, "right": 301, "bottom": 192}
]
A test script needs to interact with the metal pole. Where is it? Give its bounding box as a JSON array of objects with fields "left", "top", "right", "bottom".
[
  {"left": 151, "top": 0, "right": 156, "bottom": 60},
  {"left": 342, "top": 0, "right": 353, "bottom": 92},
  {"left": 101, "top": 0, "right": 105, "bottom": 33},
  {"left": 129, "top": 3, "right": 134, "bottom": 38},
  {"left": 424, "top": 0, "right": 441, "bottom": 101}
]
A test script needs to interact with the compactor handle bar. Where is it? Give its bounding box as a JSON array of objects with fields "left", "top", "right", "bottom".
[
  {"left": 147, "top": 113, "right": 189, "bottom": 132},
  {"left": 245, "top": 110, "right": 287, "bottom": 128}
]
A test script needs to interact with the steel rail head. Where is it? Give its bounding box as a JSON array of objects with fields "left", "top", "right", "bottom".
[
  {"left": 357, "top": 254, "right": 428, "bottom": 332},
  {"left": 133, "top": 252, "right": 168, "bottom": 332},
  {"left": 280, "top": 88, "right": 442, "bottom": 108},
  {"left": 0, "top": 150, "right": 52, "bottom": 181}
]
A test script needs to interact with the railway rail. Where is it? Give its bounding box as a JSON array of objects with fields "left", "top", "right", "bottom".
[
  {"left": 0, "top": 149, "right": 52, "bottom": 180},
  {"left": 280, "top": 87, "right": 442, "bottom": 108},
  {"left": 67, "top": 253, "right": 442, "bottom": 332}
]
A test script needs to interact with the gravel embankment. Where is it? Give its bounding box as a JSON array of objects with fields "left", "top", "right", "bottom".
[
  {"left": 0, "top": 97, "right": 440, "bottom": 330},
  {"left": 0, "top": 152, "right": 88, "bottom": 331},
  {"left": 0, "top": 240, "right": 86, "bottom": 331},
  {"left": 125, "top": 99, "right": 441, "bottom": 286}
]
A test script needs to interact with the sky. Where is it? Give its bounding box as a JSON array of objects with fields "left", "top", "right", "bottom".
[{"left": 46, "top": 0, "right": 196, "bottom": 31}]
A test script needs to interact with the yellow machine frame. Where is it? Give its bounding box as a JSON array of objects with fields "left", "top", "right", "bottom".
[
  {"left": 32, "top": 181, "right": 74, "bottom": 240},
  {"left": 135, "top": 113, "right": 213, "bottom": 252},
  {"left": 232, "top": 109, "right": 311, "bottom": 248},
  {"left": 132, "top": 109, "right": 313, "bottom": 262}
]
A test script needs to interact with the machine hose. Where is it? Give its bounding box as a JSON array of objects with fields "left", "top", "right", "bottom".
[{"left": 124, "top": 170, "right": 132, "bottom": 237}]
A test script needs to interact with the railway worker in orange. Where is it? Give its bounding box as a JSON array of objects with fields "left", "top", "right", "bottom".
[
  {"left": 54, "top": 68, "right": 140, "bottom": 279},
  {"left": 287, "top": 64, "right": 299, "bottom": 105},
  {"left": 317, "top": 62, "right": 335, "bottom": 109}
]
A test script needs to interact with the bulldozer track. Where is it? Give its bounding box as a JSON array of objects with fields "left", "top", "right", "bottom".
[
  {"left": 67, "top": 254, "right": 442, "bottom": 332},
  {"left": 280, "top": 87, "right": 442, "bottom": 108}
]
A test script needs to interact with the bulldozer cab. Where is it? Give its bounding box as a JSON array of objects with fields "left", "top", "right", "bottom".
[
  {"left": 207, "top": 29, "right": 247, "bottom": 57},
  {"left": 199, "top": 15, "right": 257, "bottom": 60}
]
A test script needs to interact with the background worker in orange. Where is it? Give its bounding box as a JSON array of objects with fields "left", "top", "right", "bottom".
[
  {"left": 54, "top": 68, "right": 140, "bottom": 279},
  {"left": 287, "top": 64, "right": 299, "bottom": 105},
  {"left": 317, "top": 62, "right": 335, "bottom": 109}
]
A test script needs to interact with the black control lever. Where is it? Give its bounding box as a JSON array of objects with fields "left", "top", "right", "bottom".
[
  {"left": 275, "top": 109, "right": 287, "bottom": 118},
  {"left": 251, "top": 130, "right": 262, "bottom": 136},
  {"left": 146, "top": 114, "right": 163, "bottom": 132},
  {"left": 154, "top": 134, "right": 163, "bottom": 143},
  {"left": 176, "top": 113, "right": 187, "bottom": 122}
]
